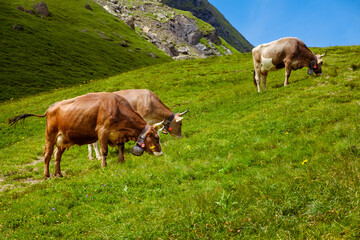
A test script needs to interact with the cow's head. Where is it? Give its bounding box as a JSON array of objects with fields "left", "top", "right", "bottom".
[
  {"left": 161, "top": 108, "right": 189, "bottom": 137},
  {"left": 309, "top": 53, "right": 326, "bottom": 76},
  {"left": 132, "top": 122, "right": 163, "bottom": 156}
]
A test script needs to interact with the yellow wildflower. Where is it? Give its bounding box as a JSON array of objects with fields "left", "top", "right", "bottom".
[{"left": 302, "top": 159, "right": 308, "bottom": 165}]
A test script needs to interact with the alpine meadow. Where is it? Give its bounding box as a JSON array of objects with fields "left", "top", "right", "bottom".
[{"left": 1, "top": 0, "right": 360, "bottom": 239}]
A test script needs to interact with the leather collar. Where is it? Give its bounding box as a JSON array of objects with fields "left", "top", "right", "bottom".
[
  {"left": 135, "top": 124, "right": 151, "bottom": 147},
  {"left": 164, "top": 113, "right": 175, "bottom": 131}
]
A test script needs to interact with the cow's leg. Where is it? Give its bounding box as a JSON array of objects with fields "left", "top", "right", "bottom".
[
  {"left": 98, "top": 134, "right": 109, "bottom": 167},
  {"left": 254, "top": 69, "right": 262, "bottom": 92},
  {"left": 118, "top": 143, "right": 125, "bottom": 163},
  {"left": 88, "top": 144, "right": 94, "bottom": 160},
  {"left": 43, "top": 140, "right": 55, "bottom": 179},
  {"left": 54, "top": 147, "right": 65, "bottom": 177},
  {"left": 93, "top": 142, "right": 102, "bottom": 160},
  {"left": 261, "top": 72, "right": 268, "bottom": 91},
  {"left": 284, "top": 64, "right": 292, "bottom": 86}
]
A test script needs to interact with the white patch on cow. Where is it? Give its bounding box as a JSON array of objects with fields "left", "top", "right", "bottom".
[
  {"left": 261, "top": 56, "right": 276, "bottom": 71},
  {"left": 153, "top": 151, "right": 163, "bottom": 156}
]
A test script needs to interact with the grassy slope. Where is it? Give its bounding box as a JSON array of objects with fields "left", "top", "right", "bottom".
[
  {"left": 0, "top": 0, "right": 172, "bottom": 102},
  {"left": 1, "top": 46, "right": 360, "bottom": 238}
]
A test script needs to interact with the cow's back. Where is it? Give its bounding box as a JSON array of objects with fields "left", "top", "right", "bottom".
[
  {"left": 47, "top": 92, "right": 144, "bottom": 146},
  {"left": 254, "top": 37, "right": 307, "bottom": 58},
  {"left": 115, "top": 89, "right": 169, "bottom": 124}
]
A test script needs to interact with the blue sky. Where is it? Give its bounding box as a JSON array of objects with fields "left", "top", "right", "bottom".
[{"left": 209, "top": 0, "right": 360, "bottom": 47}]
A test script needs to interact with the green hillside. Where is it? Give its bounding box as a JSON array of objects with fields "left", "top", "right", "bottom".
[
  {"left": 1, "top": 45, "right": 360, "bottom": 238},
  {"left": 0, "top": 0, "right": 172, "bottom": 102}
]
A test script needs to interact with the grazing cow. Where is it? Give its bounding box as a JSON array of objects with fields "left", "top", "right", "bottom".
[
  {"left": 252, "top": 37, "right": 326, "bottom": 92},
  {"left": 8, "top": 92, "right": 163, "bottom": 179},
  {"left": 88, "top": 89, "right": 189, "bottom": 160}
]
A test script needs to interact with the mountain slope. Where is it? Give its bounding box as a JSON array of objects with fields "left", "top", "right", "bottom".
[
  {"left": 162, "top": 0, "right": 253, "bottom": 52},
  {"left": 95, "top": 0, "right": 238, "bottom": 59},
  {"left": 0, "top": 0, "right": 172, "bottom": 102}
]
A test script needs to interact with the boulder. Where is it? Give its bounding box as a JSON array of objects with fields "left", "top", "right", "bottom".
[
  {"left": 84, "top": 4, "right": 93, "bottom": 11},
  {"left": 149, "top": 52, "right": 157, "bottom": 58},
  {"left": 206, "top": 31, "right": 221, "bottom": 45},
  {"left": 157, "top": 12, "right": 167, "bottom": 20},
  {"left": 25, "top": 9, "right": 36, "bottom": 15},
  {"left": 13, "top": 25, "right": 24, "bottom": 31},
  {"left": 17, "top": 6, "right": 25, "bottom": 11},
  {"left": 168, "top": 45, "right": 179, "bottom": 57},
  {"left": 34, "top": 2, "right": 50, "bottom": 17},
  {"left": 195, "top": 43, "right": 207, "bottom": 51},
  {"left": 178, "top": 46, "right": 190, "bottom": 55},
  {"left": 124, "top": 16, "right": 135, "bottom": 30},
  {"left": 171, "top": 15, "right": 202, "bottom": 45}
]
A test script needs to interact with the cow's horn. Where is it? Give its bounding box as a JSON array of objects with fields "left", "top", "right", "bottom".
[
  {"left": 179, "top": 108, "right": 189, "bottom": 116},
  {"left": 320, "top": 52, "right": 326, "bottom": 58},
  {"left": 153, "top": 119, "right": 165, "bottom": 131}
]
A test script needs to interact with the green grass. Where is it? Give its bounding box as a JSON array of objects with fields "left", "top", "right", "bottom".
[
  {"left": 0, "top": 0, "right": 172, "bottom": 102},
  {"left": 1, "top": 45, "right": 360, "bottom": 238}
]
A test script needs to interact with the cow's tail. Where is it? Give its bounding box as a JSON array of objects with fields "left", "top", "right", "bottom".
[
  {"left": 253, "top": 71, "right": 257, "bottom": 86},
  {"left": 8, "top": 113, "right": 46, "bottom": 126}
]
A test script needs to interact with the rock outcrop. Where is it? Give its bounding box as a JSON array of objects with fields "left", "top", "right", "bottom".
[
  {"left": 162, "top": 0, "right": 253, "bottom": 52},
  {"left": 17, "top": 2, "right": 51, "bottom": 17},
  {"left": 95, "top": 0, "right": 235, "bottom": 59}
]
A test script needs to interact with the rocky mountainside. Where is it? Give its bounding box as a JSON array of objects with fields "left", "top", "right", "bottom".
[
  {"left": 162, "top": 0, "right": 253, "bottom": 53},
  {"left": 95, "top": 0, "right": 238, "bottom": 59}
]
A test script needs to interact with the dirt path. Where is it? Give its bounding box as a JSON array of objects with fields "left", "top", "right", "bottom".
[{"left": 0, "top": 157, "right": 43, "bottom": 192}]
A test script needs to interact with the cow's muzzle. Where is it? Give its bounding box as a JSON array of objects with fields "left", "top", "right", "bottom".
[{"left": 153, "top": 151, "right": 163, "bottom": 156}]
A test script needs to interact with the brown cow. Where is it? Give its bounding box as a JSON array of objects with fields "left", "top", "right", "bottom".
[
  {"left": 88, "top": 89, "right": 188, "bottom": 160},
  {"left": 8, "top": 92, "right": 163, "bottom": 179},
  {"left": 252, "top": 37, "right": 325, "bottom": 92}
]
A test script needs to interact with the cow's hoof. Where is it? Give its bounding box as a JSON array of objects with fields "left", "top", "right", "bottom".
[
  {"left": 55, "top": 173, "right": 63, "bottom": 178},
  {"left": 43, "top": 174, "right": 50, "bottom": 180}
]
